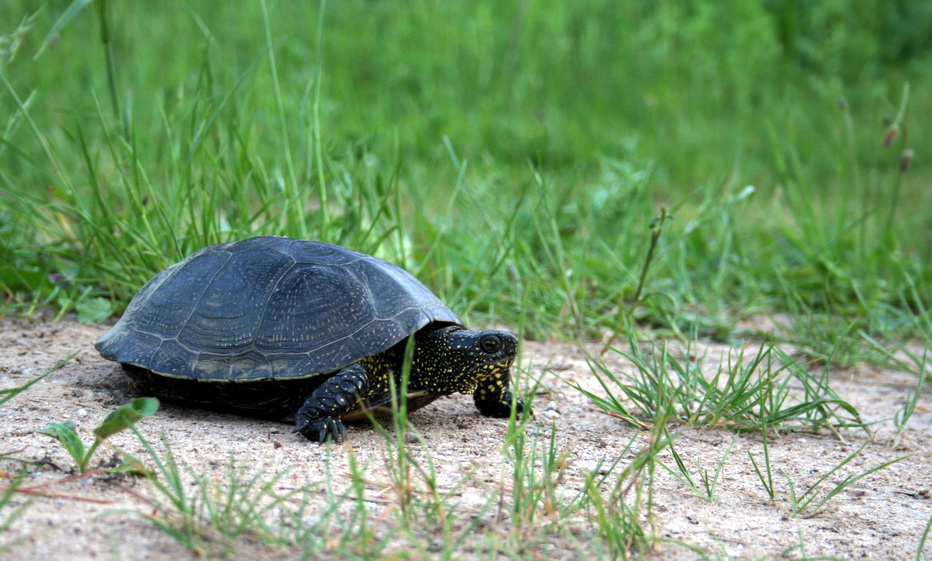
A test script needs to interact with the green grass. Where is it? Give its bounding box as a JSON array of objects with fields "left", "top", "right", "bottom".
[
  {"left": 660, "top": 434, "right": 737, "bottom": 503},
  {"left": 0, "top": 0, "right": 928, "bottom": 344},
  {"left": 122, "top": 389, "right": 667, "bottom": 560},
  {"left": 0, "top": 354, "right": 78, "bottom": 550},
  {"left": 0, "top": 469, "right": 30, "bottom": 555},
  {"left": 578, "top": 334, "right": 865, "bottom": 433},
  {"left": 747, "top": 433, "right": 908, "bottom": 519},
  {"left": 0, "top": 0, "right": 930, "bottom": 559},
  {"left": 0, "top": 352, "right": 75, "bottom": 407}
]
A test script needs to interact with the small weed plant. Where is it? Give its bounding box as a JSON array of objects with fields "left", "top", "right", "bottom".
[{"left": 40, "top": 397, "right": 159, "bottom": 473}]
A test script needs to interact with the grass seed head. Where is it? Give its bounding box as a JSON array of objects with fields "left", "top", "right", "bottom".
[
  {"left": 883, "top": 124, "right": 900, "bottom": 148},
  {"left": 900, "top": 149, "right": 913, "bottom": 172}
]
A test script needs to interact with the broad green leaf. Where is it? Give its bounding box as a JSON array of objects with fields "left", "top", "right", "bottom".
[
  {"left": 76, "top": 297, "right": 114, "bottom": 324},
  {"left": 39, "top": 421, "right": 85, "bottom": 461},
  {"left": 93, "top": 397, "right": 159, "bottom": 440}
]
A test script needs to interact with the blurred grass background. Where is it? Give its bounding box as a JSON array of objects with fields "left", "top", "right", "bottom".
[{"left": 0, "top": 0, "right": 929, "bottom": 351}]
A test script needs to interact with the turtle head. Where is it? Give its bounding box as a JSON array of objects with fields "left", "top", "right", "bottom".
[{"left": 411, "top": 326, "right": 518, "bottom": 395}]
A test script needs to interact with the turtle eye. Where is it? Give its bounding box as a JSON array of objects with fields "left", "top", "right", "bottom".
[{"left": 480, "top": 335, "right": 503, "bottom": 354}]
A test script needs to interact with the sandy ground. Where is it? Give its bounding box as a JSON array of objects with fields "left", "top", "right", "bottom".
[{"left": 0, "top": 315, "right": 930, "bottom": 560}]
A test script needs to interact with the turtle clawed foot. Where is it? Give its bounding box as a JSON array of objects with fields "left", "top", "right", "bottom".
[
  {"left": 294, "top": 417, "right": 347, "bottom": 444},
  {"left": 476, "top": 391, "right": 532, "bottom": 419},
  {"left": 508, "top": 396, "right": 532, "bottom": 419},
  {"left": 513, "top": 397, "right": 531, "bottom": 418}
]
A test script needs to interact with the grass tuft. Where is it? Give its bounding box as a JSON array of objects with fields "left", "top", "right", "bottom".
[{"left": 578, "top": 332, "right": 865, "bottom": 434}]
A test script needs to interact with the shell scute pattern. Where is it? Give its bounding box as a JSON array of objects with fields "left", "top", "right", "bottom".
[
  {"left": 135, "top": 251, "right": 229, "bottom": 338},
  {"left": 180, "top": 250, "right": 292, "bottom": 352},
  {"left": 96, "top": 237, "right": 461, "bottom": 382},
  {"left": 256, "top": 264, "right": 372, "bottom": 352}
]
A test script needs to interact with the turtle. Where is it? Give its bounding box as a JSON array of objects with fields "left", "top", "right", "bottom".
[{"left": 95, "top": 236, "right": 527, "bottom": 443}]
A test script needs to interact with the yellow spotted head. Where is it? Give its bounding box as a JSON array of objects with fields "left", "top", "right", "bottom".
[{"left": 410, "top": 326, "right": 518, "bottom": 395}]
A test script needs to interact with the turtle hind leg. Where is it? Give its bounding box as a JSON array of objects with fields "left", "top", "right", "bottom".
[{"left": 294, "top": 363, "right": 369, "bottom": 444}]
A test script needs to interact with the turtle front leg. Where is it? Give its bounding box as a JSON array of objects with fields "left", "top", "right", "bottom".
[
  {"left": 294, "top": 363, "right": 368, "bottom": 444},
  {"left": 473, "top": 368, "right": 529, "bottom": 418}
]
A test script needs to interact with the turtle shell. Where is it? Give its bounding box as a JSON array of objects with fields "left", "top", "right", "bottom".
[{"left": 95, "top": 237, "right": 461, "bottom": 382}]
